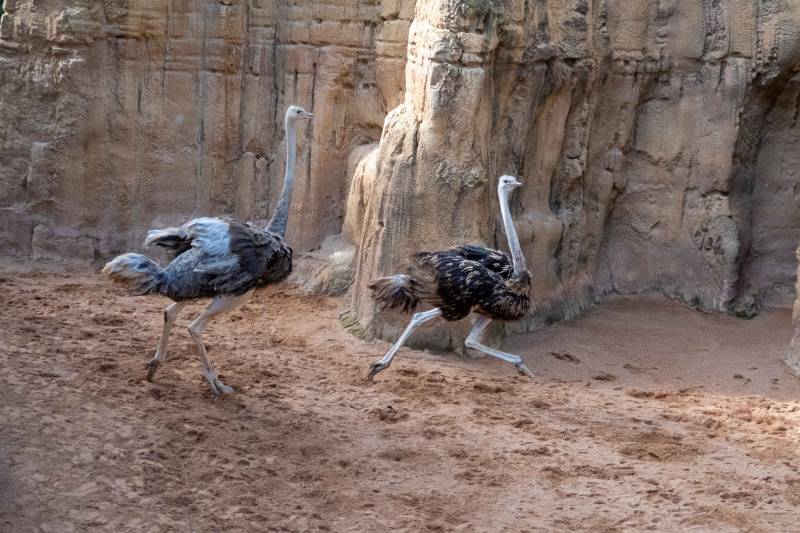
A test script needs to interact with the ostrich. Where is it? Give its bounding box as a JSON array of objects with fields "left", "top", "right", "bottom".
[
  {"left": 367, "top": 175, "right": 534, "bottom": 381},
  {"left": 102, "top": 105, "right": 313, "bottom": 394}
]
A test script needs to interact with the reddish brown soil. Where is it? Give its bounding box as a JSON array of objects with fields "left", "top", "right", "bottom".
[{"left": 1, "top": 262, "right": 799, "bottom": 532}]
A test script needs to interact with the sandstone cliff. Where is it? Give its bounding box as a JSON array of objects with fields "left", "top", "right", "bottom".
[
  {"left": 0, "top": 0, "right": 413, "bottom": 258},
  {"left": 2, "top": 1, "right": 800, "bottom": 351},
  {"left": 345, "top": 0, "right": 800, "bottom": 347}
]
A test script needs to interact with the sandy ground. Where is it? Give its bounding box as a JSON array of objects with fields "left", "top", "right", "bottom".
[{"left": 1, "top": 262, "right": 799, "bottom": 532}]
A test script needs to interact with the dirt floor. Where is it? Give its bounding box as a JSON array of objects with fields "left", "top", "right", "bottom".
[{"left": 1, "top": 262, "right": 799, "bottom": 532}]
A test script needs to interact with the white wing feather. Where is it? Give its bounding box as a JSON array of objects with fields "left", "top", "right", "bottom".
[
  {"left": 183, "top": 217, "right": 231, "bottom": 256},
  {"left": 143, "top": 227, "right": 186, "bottom": 247}
]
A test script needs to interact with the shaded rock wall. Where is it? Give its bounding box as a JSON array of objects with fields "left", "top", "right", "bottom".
[
  {"left": 743, "top": 76, "right": 800, "bottom": 308},
  {"left": 0, "top": 0, "right": 413, "bottom": 257},
  {"left": 2, "top": 1, "right": 800, "bottom": 349},
  {"left": 785, "top": 243, "right": 800, "bottom": 376},
  {"left": 342, "top": 0, "right": 800, "bottom": 345}
]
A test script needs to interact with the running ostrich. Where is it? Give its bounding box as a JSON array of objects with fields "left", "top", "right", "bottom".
[
  {"left": 367, "top": 175, "right": 534, "bottom": 381},
  {"left": 102, "top": 105, "right": 313, "bottom": 394}
]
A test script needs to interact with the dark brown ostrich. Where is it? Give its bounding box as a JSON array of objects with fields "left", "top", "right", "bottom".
[{"left": 367, "top": 175, "right": 534, "bottom": 381}]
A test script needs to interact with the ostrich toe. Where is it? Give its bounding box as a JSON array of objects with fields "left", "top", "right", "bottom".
[
  {"left": 202, "top": 366, "right": 236, "bottom": 394},
  {"left": 367, "top": 361, "right": 389, "bottom": 382},
  {"left": 515, "top": 361, "right": 534, "bottom": 378},
  {"left": 145, "top": 360, "right": 160, "bottom": 381},
  {"left": 211, "top": 378, "right": 235, "bottom": 395}
]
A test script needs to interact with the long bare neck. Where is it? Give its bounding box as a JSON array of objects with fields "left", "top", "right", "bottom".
[
  {"left": 267, "top": 115, "right": 297, "bottom": 237},
  {"left": 498, "top": 188, "right": 527, "bottom": 277}
]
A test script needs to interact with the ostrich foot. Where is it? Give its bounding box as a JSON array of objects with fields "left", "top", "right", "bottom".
[
  {"left": 367, "top": 361, "right": 390, "bottom": 382},
  {"left": 212, "top": 379, "right": 235, "bottom": 395},
  {"left": 515, "top": 361, "right": 534, "bottom": 378},
  {"left": 144, "top": 359, "right": 160, "bottom": 381},
  {"left": 203, "top": 368, "right": 235, "bottom": 394}
]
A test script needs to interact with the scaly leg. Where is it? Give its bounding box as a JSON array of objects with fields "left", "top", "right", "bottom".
[
  {"left": 465, "top": 315, "right": 534, "bottom": 378},
  {"left": 145, "top": 301, "right": 188, "bottom": 381},
  {"left": 368, "top": 308, "right": 442, "bottom": 382},
  {"left": 188, "top": 291, "right": 253, "bottom": 394}
]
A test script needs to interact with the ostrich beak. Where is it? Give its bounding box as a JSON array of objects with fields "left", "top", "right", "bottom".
[
  {"left": 514, "top": 179, "right": 523, "bottom": 187},
  {"left": 300, "top": 111, "right": 314, "bottom": 119}
]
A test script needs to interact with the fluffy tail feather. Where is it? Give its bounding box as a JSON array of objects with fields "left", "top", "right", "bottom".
[
  {"left": 101, "top": 253, "right": 165, "bottom": 296},
  {"left": 368, "top": 274, "right": 420, "bottom": 313}
]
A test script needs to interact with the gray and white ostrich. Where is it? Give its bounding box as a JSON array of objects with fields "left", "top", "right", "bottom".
[
  {"left": 102, "top": 105, "right": 313, "bottom": 394},
  {"left": 367, "top": 175, "right": 534, "bottom": 381}
]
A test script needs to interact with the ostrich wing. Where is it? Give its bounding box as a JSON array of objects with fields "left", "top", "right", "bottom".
[
  {"left": 144, "top": 227, "right": 192, "bottom": 256},
  {"left": 417, "top": 251, "right": 505, "bottom": 308},
  {"left": 144, "top": 217, "right": 231, "bottom": 257},
  {"left": 204, "top": 221, "right": 293, "bottom": 294},
  {"left": 452, "top": 245, "right": 514, "bottom": 279},
  {"left": 184, "top": 217, "right": 235, "bottom": 256},
  {"left": 418, "top": 250, "right": 529, "bottom": 321},
  {"left": 151, "top": 217, "right": 292, "bottom": 298}
]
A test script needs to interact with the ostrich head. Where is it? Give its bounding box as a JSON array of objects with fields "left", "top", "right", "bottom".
[
  {"left": 285, "top": 105, "right": 313, "bottom": 123},
  {"left": 498, "top": 175, "right": 522, "bottom": 192}
]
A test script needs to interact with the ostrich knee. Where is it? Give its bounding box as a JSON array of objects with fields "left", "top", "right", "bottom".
[{"left": 410, "top": 311, "right": 428, "bottom": 326}]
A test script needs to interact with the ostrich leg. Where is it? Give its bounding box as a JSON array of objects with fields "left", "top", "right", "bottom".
[
  {"left": 188, "top": 291, "right": 253, "bottom": 394},
  {"left": 367, "top": 308, "right": 443, "bottom": 381},
  {"left": 464, "top": 315, "right": 534, "bottom": 378},
  {"left": 145, "top": 301, "right": 188, "bottom": 381}
]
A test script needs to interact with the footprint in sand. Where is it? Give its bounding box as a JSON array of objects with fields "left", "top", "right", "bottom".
[
  {"left": 593, "top": 372, "right": 617, "bottom": 382},
  {"left": 623, "top": 363, "right": 653, "bottom": 374},
  {"left": 549, "top": 351, "right": 581, "bottom": 364},
  {"left": 472, "top": 383, "right": 506, "bottom": 394},
  {"left": 619, "top": 431, "right": 702, "bottom": 462},
  {"left": 369, "top": 405, "right": 409, "bottom": 423},
  {"left": 377, "top": 447, "right": 416, "bottom": 462}
]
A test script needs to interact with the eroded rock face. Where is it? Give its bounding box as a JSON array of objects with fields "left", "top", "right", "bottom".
[
  {"left": 2, "top": 1, "right": 800, "bottom": 349},
  {"left": 0, "top": 0, "right": 413, "bottom": 258},
  {"left": 344, "top": 0, "right": 800, "bottom": 343},
  {"left": 785, "top": 245, "right": 800, "bottom": 376}
]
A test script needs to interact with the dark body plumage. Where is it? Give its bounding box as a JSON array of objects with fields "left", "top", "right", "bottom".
[
  {"left": 370, "top": 244, "right": 531, "bottom": 321},
  {"left": 155, "top": 220, "right": 292, "bottom": 300},
  {"left": 103, "top": 217, "right": 292, "bottom": 301}
]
